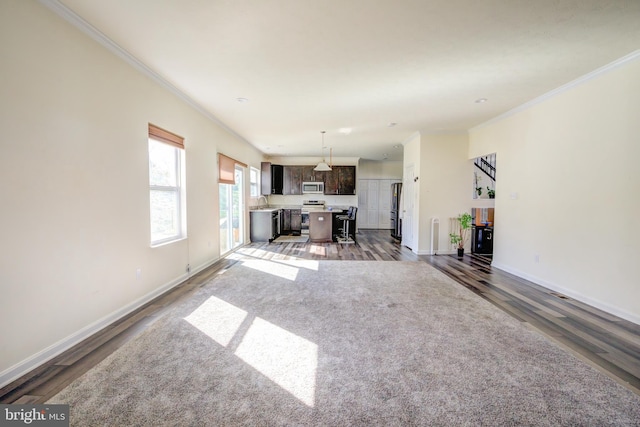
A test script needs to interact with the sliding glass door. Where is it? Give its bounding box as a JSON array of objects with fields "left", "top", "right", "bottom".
[{"left": 219, "top": 165, "right": 244, "bottom": 254}]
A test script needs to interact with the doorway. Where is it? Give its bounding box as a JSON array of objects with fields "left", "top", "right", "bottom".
[
  {"left": 219, "top": 165, "right": 244, "bottom": 255},
  {"left": 471, "top": 153, "right": 496, "bottom": 256}
]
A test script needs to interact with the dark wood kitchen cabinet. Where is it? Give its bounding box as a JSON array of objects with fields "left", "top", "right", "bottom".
[
  {"left": 261, "top": 162, "right": 271, "bottom": 195},
  {"left": 280, "top": 208, "right": 302, "bottom": 235},
  {"left": 290, "top": 209, "right": 302, "bottom": 235},
  {"left": 324, "top": 168, "right": 339, "bottom": 195},
  {"left": 302, "top": 166, "right": 324, "bottom": 182},
  {"left": 339, "top": 166, "right": 356, "bottom": 194},
  {"left": 283, "top": 166, "right": 303, "bottom": 195},
  {"left": 323, "top": 166, "right": 356, "bottom": 195}
]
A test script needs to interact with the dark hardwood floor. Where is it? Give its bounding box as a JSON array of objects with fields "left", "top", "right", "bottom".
[{"left": 1, "top": 230, "right": 638, "bottom": 404}]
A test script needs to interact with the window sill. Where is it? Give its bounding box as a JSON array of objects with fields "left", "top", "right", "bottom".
[{"left": 150, "top": 236, "right": 188, "bottom": 248}]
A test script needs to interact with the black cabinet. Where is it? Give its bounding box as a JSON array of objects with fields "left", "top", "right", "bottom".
[
  {"left": 271, "top": 164, "right": 283, "bottom": 194},
  {"left": 260, "top": 164, "right": 283, "bottom": 195},
  {"left": 472, "top": 225, "right": 493, "bottom": 254},
  {"left": 260, "top": 162, "right": 283, "bottom": 195}
]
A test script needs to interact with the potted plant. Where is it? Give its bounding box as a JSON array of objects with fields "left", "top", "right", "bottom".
[
  {"left": 474, "top": 173, "right": 482, "bottom": 198},
  {"left": 449, "top": 212, "right": 473, "bottom": 257},
  {"left": 487, "top": 187, "right": 495, "bottom": 199}
]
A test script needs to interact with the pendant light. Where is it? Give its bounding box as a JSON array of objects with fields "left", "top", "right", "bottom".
[{"left": 314, "top": 131, "right": 332, "bottom": 171}]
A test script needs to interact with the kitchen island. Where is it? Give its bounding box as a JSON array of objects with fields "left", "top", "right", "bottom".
[{"left": 308, "top": 211, "right": 334, "bottom": 242}]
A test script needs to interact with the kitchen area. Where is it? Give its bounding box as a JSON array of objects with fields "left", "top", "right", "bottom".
[
  {"left": 250, "top": 199, "right": 357, "bottom": 243},
  {"left": 249, "top": 162, "right": 358, "bottom": 243}
]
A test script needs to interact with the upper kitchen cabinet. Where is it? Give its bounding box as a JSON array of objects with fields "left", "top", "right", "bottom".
[
  {"left": 283, "top": 165, "right": 303, "bottom": 195},
  {"left": 339, "top": 166, "right": 356, "bottom": 195},
  {"left": 323, "top": 168, "right": 339, "bottom": 195},
  {"left": 323, "top": 166, "right": 356, "bottom": 195},
  {"left": 261, "top": 162, "right": 283, "bottom": 195},
  {"left": 302, "top": 166, "right": 324, "bottom": 182}
]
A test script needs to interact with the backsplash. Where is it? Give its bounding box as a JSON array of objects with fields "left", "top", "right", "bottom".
[{"left": 267, "top": 194, "right": 358, "bottom": 208}]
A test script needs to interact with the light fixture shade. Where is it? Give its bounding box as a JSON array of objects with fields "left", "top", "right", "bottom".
[
  {"left": 314, "top": 162, "right": 332, "bottom": 171},
  {"left": 314, "top": 130, "right": 332, "bottom": 171}
]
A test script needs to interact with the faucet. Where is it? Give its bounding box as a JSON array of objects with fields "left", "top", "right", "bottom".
[{"left": 257, "top": 195, "right": 268, "bottom": 208}]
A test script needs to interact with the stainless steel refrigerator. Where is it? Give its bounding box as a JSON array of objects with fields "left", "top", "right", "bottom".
[{"left": 390, "top": 182, "right": 402, "bottom": 240}]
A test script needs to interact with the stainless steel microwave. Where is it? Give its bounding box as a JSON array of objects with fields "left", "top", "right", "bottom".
[{"left": 302, "top": 181, "right": 324, "bottom": 194}]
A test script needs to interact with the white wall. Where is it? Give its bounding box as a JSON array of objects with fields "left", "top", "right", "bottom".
[
  {"left": 417, "top": 133, "right": 472, "bottom": 255},
  {"left": 358, "top": 160, "right": 403, "bottom": 179},
  {"left": 469, "top": 53, "right": 640, "bottom": 323},
  {"left": 0, "top": 0, "right": 264, "bottom": 383}
]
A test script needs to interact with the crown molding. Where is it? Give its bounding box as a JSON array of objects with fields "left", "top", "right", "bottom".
[
  {"left": 471, "top": 49, "right": 640, "bottom": 132},
  {"left": 37, "top": 0, "right": 252, "bottom": 147}
]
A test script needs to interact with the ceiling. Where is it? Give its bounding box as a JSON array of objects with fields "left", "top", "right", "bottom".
[{"left": 54, "top": 0, "right": 640, "bottom": 161}]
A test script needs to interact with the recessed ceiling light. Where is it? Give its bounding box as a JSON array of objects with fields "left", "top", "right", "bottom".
[
  {"left": 339, "top": 128, "right": 352, "bottom": 135},
  {"left": 475, "top": 98, "right": 488, "bottom": 103},
  {"left": 393, "top": 144, "right": 400, "bottom": 149},
  {"left": 388, "top": 122, "right": 398, "bottom": 127},
  {"left": 236, "top": 97, "right": 249, "bottom": 103}
]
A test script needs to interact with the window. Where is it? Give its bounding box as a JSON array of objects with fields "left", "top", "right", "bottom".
[
  {"left": 250, "top": 167, "right": 260, "bottom": 198},
  {"left": 148, "top": 124, "right": 185, "bottom": 246}
]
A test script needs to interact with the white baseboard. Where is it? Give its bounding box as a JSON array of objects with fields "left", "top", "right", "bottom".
[
  {"left": 416, "top": 249, "right": 457, "bottom": 255},
  {"left": 491, "top": 262, "right": 640, "bottom": 326},
  {"left": 0, "top": 269, "right": 198, "bottom": 388},
  {"left": 190, "top": 256, "right": 222, "bottom": 277}
]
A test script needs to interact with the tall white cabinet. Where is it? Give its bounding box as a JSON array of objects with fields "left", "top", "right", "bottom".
[{"left": 358, "top": 179, "right": 401, "bottom": 229}]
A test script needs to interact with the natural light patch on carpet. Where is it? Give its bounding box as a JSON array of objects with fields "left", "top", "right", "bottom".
[
  {"left": 184, "top": 296, "right": 247, "bottom": 347},
  {"left": 240, "top": 259, "right": 299, "bottom": 281},
  {"left": 184, "top": 296, "right": 318, "bottom": 407},
  {"left": 235, "top": 317, "right": 318, "bottom": 407}
]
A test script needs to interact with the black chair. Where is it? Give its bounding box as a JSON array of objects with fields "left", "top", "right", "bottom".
[{"left": 337, "top": 207, "right": 357, "bottom": 244}]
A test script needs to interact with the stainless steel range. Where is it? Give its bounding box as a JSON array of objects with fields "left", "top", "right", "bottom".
[{"left": 300, "top": 200, "right": 325, "bottom": 235}]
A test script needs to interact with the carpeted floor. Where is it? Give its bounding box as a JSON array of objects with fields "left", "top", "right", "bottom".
[{"left": 50, "top": 260, "right": 640, "bottom": 426}]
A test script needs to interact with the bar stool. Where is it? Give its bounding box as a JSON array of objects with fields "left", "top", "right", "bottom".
[{"left": 337, "top": 207, "right": 357, "bottom": 244}]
